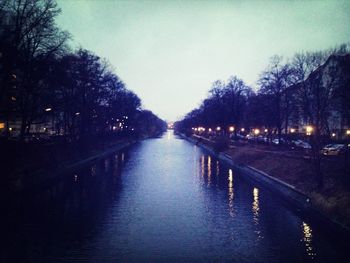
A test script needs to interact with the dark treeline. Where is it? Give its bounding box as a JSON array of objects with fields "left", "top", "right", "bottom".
[
  {"left": 0, "top": 0, "right": 166, "bottom": 141},
  {"left": 175, "top": 45, "right": 350, "bottom": 188},
  {"left": 176, "top": 46, "right": 350, "bottom": 138}
]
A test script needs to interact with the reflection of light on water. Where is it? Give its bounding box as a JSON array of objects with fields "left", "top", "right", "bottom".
[
  {"left": 216, "top": 161, "right": 220, "bottom": 176},
  {"left": 201, "top": 155, "right": 205, "bottom": 178},
  {"left": 193, "top": 147, "right": 199, "bottom": 178},
  {"left": 91, "top": 165, "right": 96, "bottom": 176},
  {"left": 252, "top": 187, "right": 260, "bottom": 225},
  {"left": 104, "top": 159, "right": 109, "bottom": 171},
  {"left": 252, "top": 187, "right": 263, "bottom": 241},
  {"left": 228, "top": 169, "right": 233, "bottom": 188},
  {"left": 228, "top": 169, "right": 234, "bottom": 217},
  {"left": 167, "top": 130, "right": 171, "bottom": 140},
  {"left": 207, "top": 156, "right": 212, "bottom": 186},
  {"left": 302, "top": 222, "right": 316, "bottom": 259}
]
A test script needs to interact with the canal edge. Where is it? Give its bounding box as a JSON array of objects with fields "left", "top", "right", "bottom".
[
  {"left": 7, "top": 140, "right": 139, "bottom": 194},
  {"left": 179, "top": 133, "right": 350, "bottom": 242}
]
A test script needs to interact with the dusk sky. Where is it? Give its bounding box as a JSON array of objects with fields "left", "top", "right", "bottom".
[{"left": 56, "top": 0, "right": 350, "bottom": 121}]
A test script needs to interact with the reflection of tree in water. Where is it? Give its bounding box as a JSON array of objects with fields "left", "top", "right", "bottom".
[{"left": 1, "top": 151, "right": 128, "bottom": 262}]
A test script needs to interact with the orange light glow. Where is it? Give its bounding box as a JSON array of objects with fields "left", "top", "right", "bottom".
[{"left": 306, "top": 126, "right": 313, "bottom": 134}]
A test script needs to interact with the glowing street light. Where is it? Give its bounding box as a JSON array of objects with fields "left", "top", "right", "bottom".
[
  {"left": 241, "top": 128, "right": 245, "bottom": 132},
  {"left": 208, "top": 128, "right": 212, "bottom": 132},
  {"left": 346, "top": 130, "right": 350, "bottom": 135},
  {"left": 254, "top": 129, "right": 260, "bottom": 135},
  {"left": 216, "top": 126, "right": 221, "bottom": 131},
  {"left": 306, "top": 125, "right": 313, "bottom": 135},
  {"left": 290, "top": 128, "right": 296, "bottom": 133},
  {"left": 264, "top": 129, "right": 268, "bottom": 133},
  {"left": 45, "top": 107, "right": 52, "bottom": 112},
  {"left": 331, "top": 133, "right": 336, "bottom": 137},
  {"left": 229, "top": 126, "right": 235, "bottom": 132}
]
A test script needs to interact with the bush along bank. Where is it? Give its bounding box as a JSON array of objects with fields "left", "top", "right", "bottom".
[{"left": 181, "top": 133, "right": 350, "bottom": 241}]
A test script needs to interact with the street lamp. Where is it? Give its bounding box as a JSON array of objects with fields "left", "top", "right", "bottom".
[
  {"left": 346, "top": 130, "right": 350, "bottom": 135},
  {"left": 306, "top": 125, "right": 313, "bottom": 136},
  {"left": 216, "top": 126, "right": 221, "bottom": 131},
  {"left": 229, "top": 126, "right": 234, "bottom": 132},
  {"left": 254, "top": 129, "right": 260, "bottom": 135},
  {"left": 290, "top": 128, "right": 295, "bottom": 133},
  {"left": 241, "top": 128, "right": 245, "bottom": 132}
]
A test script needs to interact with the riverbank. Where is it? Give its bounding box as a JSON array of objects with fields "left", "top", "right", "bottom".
[
  {"left": 181, "top": 133, "right": 350, "bottom": 234},
  {"left": 1, "top": 135, "right": 138, "bottom": 194}
]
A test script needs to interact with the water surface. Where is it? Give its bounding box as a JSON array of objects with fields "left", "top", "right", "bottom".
[{"left": 1, "top": 131, "right": 347, "bottom": 262}]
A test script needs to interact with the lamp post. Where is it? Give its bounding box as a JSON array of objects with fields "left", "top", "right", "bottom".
[{"left": 254, "top": 128, "right": 260, "bottom": 143}]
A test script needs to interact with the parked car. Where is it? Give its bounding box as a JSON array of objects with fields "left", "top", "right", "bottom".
[
  {"left": 293, "top": 140, "right": 312, "bottom": 149},
  {"left": 272, "top": 138, "right": 292, "bottom": 146},
  {"left": 257, "top": 135, "right": 269, "bottom": 143},
  {"left": 321, "top": 144, "right": 346, "bottom": 156},
  {"left": 272, "top": 139, "right": 280, "bottom": 145}
]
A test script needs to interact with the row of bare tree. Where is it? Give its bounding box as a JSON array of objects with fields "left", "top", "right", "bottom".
[
  {"left": 0, "top": 0, "right": 166, "bottom": 140},
  {"left": 175, "top": 45, "right": 350, "bottom": 188}
]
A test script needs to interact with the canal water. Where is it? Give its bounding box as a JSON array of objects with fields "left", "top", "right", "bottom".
[{"left": 1, "top": 131, "right": 347, "bottom": 262}]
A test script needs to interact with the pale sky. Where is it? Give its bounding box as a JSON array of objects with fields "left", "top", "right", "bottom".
[{"left": 56, "top": 0, "right": 350, "bottom": 121}]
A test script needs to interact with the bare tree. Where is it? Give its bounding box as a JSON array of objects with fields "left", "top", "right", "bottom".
[
  {"left": 258, "top": 55, "right": 293, "bottom": 142},
  {"left": 0, "top": 0, "right": 69, "bottom": 139}
]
